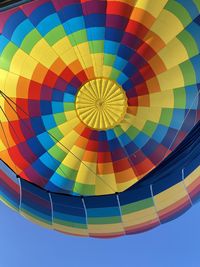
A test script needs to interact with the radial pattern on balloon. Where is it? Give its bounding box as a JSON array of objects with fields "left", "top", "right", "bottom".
[{"left": 0, "top": 0, "right": 200, "bottom": 197}]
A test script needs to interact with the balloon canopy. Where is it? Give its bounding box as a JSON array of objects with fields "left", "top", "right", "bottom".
[{"left": 0, "top": 0, "right": 200, "bottom": 237}]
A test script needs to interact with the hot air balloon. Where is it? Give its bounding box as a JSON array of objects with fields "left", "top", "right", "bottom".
[{"left": 0, "top": 0, "right": 200, "bottom": 238}]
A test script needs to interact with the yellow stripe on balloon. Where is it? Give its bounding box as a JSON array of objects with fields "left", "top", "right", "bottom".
[
  {"left": 150, "top": 10, "right": 184, "bottom": 44},
  {"left": 135, "top": 0, "right": 168, "bottom": 18},
  {"left": 156, "top": 38, "right": 189, "bottom": 70},
  {"left": 30, "top": 39, "right": 58, "bottom": 68}
]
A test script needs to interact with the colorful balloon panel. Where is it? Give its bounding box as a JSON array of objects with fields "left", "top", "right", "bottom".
[
  {"left": 0, "top": 0, "right": 200, "bottom": 237},
  {"left": 1, "top": 121, "right": 200, "bottom": 237}
]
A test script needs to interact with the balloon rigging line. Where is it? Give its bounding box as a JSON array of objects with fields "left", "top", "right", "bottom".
[
  {"left": 0, "top": 108, "right": 20, "bottom": 175},
  {"left": 150, "top": 184, "right": 161, "bottom": 225},
  {"left": 116, "top": 193, "right": 126, "bottom": 235},
  {"left": 1, "top": 87, "right": 199, "bottom": 193},
  {"left": 0, "top": 91, "right": 116, "bottom": 194},
  {"left": 181, "top": 169, "right": 193, "bottom": 206},
  {"left": 0, "top": 98, "right": 68, "bottom": 182},
  {"left": 0, "top": 91, "right": 116, "bottom": 193},
  {"left": 0, "top": 105, "right": 21, "bottom": 144},
  {"left": 0, "top": 92, "right": 116, "bottom": 193}
]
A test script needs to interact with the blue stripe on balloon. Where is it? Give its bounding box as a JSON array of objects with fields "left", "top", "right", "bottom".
[
  {"left": 108, "top": 138, "right": 122, "bottom": 152},
  {"left": 32, "top": 159, "right": 54, "bottom": 178},
  {"left": 177, "top": 0, "right": 199, "bottom": 19},
  {"left": 37, "top": 14, "right": 60, "bottom": 36},
  {"left": 66, "top": 84, "right": 77, "bottom": 95},
  {"left": 39, "top": 152, "right": 60, "bottom": 171},
  {"left": 51, "top": 102, "right": 64, "bottom": 113},
  {"left": 104, "top": 40, "right": 119, "bottom": 55},
  {"left": 170, "top": 109, "right": 185, "bottom": 129},
  {"left": 87, "top": 207, "right": 120, "bottom": 217},
  {"left": 21, "top": 203, "right": 51, "bottom": 221},
  {"left": 106, "top": 129, "right": 116, "bottom": 140},
  {"left": 3, "top": 10, "right": 26, "bottom": 39},
  {"left": 58, "top": 4, "right": 82, "bottom": 23},
  {"left": 117, "top": 133, "right": 131, "bottom": 146},
  {"left": 53, "top": 211, "right": 86, "bottom": 224},
  {"left": 64, "top": 17, "right": 85, "bottom": 34},
  {"left": 162, "top": 128, "right": 177, "bottom": 148},
  {"left": 51, "top": 193, "right": 83, "bottom": 208},
  {"left": 142, "top": 139, "right": 159, "bottom": 157},
  {"left": 152, "top": 172, "right": 182, "bottom": 195},
  {"left": 152, "top": 125, "right": 168, "bottom": 143},
  {"left": 98, "top": 131, "right": 107, "bottom": 141},
  {"left": 113, "top": 56, "right": 127, "bottom": 70},
  {"left": 134, "top": 132, "right": 149, "bottom": 149},
  {"left": 27, "top": 137, "right": 46, "bottom": 155},
  {"left": 87, "top": 27, "right": 105, "bottom": 40},
  {"left": 0, "top": 35, "right": 9, "bottom": 54},
  {"left": 123, "top": 62, "right": 137, "bottom": 77},
  {"left": 40, "top": 101, "right": 52, "bottom": 115},
  {"left": 84, "top": 194, "right": 118, "bottom": 208},
  {"left": 105, "top": 27, "right": 123, "bottom": 42},
  {"left": 190, "top": 54, "right": 200, "bottom": 82},
  {"left": 85, "top": 14, "right": 106, "bottom": 27},
  {"left": 42, "top": 114, "right": 57, "bottom": 130},
  {"left": 63, "top": 93, "right": 75, "bottom": 103},
  {"left": 117, "top": 72, "right": 128, "bottom": 85},
  {"left": 187, "top": 22, "right": 200, "bottom": 50},
  {"left": 52, "top": 91, "right": 64, "bottom": 102},
  {"left": 37, "top": 132, "right": 55, "bottom": 151},
  {"left": 122, "top": 79, "right": 134, "bottom": 91},
  {"left": 30, "top": 118, "right": 46, "bottom": 135},
  {"left": 125, "top": 142, "right": 138, "bottom": 155},
  {"left": 118, "top": 44, "right": 133, "bottom": 60},
  {"left": 11, "top": 20, "right": 34, "bottom": 46},
  {"left": 29, "top": 2, "right": 55, "bottom": 26},
  {"left": 46, "top": 173, "right": 74, "bottom": 191},
  {"left": 185, "top": 85, "right": 199, "bottom": 109},
  {"left": 119, "top": 186, "right": 152, "bottom": 205}
]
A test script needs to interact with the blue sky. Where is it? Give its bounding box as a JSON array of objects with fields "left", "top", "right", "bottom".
[{"left": 0, "top": 201, "right": 199, "bottom": 267}]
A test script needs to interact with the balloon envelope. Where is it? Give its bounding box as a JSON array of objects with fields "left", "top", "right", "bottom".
[{"left": 0, "top": 0, "right": 200, "bottom": 237}]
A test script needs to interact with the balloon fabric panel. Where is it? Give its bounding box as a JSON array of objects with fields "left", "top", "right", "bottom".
[{"left": 0, "top": 0, "right": 200, "bottom": 237}]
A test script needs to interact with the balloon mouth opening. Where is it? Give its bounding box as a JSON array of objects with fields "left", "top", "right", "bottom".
[{"left": 75, "top": 78, "right": 128, "bottom": 131}]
